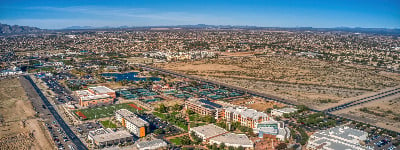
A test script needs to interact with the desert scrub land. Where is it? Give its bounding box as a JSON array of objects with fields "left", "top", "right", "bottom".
[
  {"left": 333, "top": 96, "right": 400, "bottom": 132},
  {"left": 159, "top": 55, "right": 400, "bottom": 109},
  {"left": 0, "top": 78, "right": 52, "bottom": 150},
  {"left": 230, "top": 97, "right": 286, "bottom": 112}
]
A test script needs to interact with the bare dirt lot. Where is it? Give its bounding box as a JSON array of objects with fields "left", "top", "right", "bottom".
[
  {"left": 230, "top": 97, "right": 286, "bottom": 112},
  {"left": 332, "top": 95, "right": 400, "bottom": 132},
  {"left": 158, "top": 55, "right": 400, "bottom": 110},
  {"left": 0, "top": 78, "right": 52, "bottom": 150},
  {"left": 152, "top": 98, "right": 184, "bottom": 107}
]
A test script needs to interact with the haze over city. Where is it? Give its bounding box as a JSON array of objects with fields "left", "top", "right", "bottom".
[{"left": 1, "top": 0, "right": 400, "bottom": 29}]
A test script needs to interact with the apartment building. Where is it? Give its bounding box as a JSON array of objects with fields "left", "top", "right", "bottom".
[
  {"left": 185, "top": 98, "right": 223, "bottom": 117},
  {"left": 115, "top": 109, "right": 149, "bottom": 137},
  {"left": 221, "top": 107, "right": 269, "bottom": 128}
]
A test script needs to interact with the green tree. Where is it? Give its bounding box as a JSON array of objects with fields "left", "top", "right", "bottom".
[
  {"left": 181, "top": 135, "right": 191, "bottom": 145},
  {"left": 219, "top": 143, "right": 226, "bottom": 149},
  {"left": 283, "top": 113, "right": 290, "bottom": 118},
  {"left": 212, "top": 143, "right": 218, "bottom": 150},
  {"left": 157, "top": 103, "right": 168, "bottom": 113},
  {"left": 275, "top": 143, "right": 287, "bottom": 150},
  {"left": 237, "top": 146, "right": 244, "bottom": 150},
  {"left": 187, "top": 109, "right": 195, "bottom": 115},
  {"left": 297, "top": 105, "right": 309, "bottom": 112},
  {"left": 172, "top": 104, "right": 182, "bottom": 111},
  {"left": 154, "top": 129, "right": 164, "bottom": 135}
]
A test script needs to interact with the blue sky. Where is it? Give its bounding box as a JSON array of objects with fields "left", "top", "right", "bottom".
[{"left": 0, "top": 0, "right": 399, "bottom": 29}]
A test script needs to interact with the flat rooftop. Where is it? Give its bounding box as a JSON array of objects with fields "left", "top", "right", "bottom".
[
  {"left": 309, "top": 126, "right": 368, "bottom": 150},
  {"left": 116, "top": 109, "right": 149, "bottom": 127},
  {"left": 81, "top": 94, "right": 111, "bottom": 101},
  {"left": 225, "top": 107, "right": 268, "bottom": 120},
  {"left": 258, "top": 127, "right": 278, "bottom": 134},
  {"left": 190, "top": 124, "right": 227, "bottom": 139},
  {"left": 75, "top": 90, "right": 93, "bottom": 97},
  {"left": 136, "top": 139, "right": 167, "bottom": 149},
  {"left": 89, "top": 86, "right": 115, "bottom": 94},
  {"left": 187, "top": 98, "right": 222, "bottom": 110},
  {"left": 209, "top": 133, "right": 253, "bottom": 146},
  {"left": 89, "top": 128, "right": 132, "bottom": 143},
  {"left": 273, "top": 107, "right": 298, "bottom": 113}
]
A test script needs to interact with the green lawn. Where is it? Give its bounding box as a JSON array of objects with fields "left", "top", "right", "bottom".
[
  {"left": 101, "top": 120, "right": 117, "bottom": 128},
  {"left": 74, "top": 103, "right": 145, "bottom": 120},
  {"left": 153, "top": 112, "right": 166, "bottom": 118},
  {"left": 190, "top": 122, "right": 206, "bottom": 128},
  {"left": 171, "top": 112, "right": 179, "bottom": 116},
  {"left": 170, "top": 137, "right": 182, "bottom": 145},
  {"left": 177, "top": 124, "right": 189, "bottom": 131},
  {"left": 153, "top": 112, "right": 188, "bottom": 131},
  {"left": 189, "top": 114, "right": 200, "bottom": 121}
]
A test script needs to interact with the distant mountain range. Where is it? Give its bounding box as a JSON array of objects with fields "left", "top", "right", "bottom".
[
  {"left": 63, "top": 25, "right": 131, "bottom": 30},
  {"left": 63, "top": 26, "right": 99, "bottom": 30},
  {"left": 1, "top": 23, "right": 399, "bottom": 36},
  {"left": 0, "top": 23, "right": 45, "bottom": 34}
]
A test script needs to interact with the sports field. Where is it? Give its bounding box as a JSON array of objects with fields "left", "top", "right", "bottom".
[{"left": 74, "top": 103, "right": 145, "bottom": 120}]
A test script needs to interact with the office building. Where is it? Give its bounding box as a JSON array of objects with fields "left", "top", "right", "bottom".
[
  {"left": 307, "top": 126, "right": 369, "bottom": 150},
  {"left": 88, "top": 86, "right": 116, "bottom": 98},
  {"left": 209, "top": 133, "right": 254, "bottom": 149},
  {"left": 190, "top": 124, "right": 253, "bottom": 149},
  {"left": 185, "top": 98, "right": 222, "bottom": 116},
  {"left": 221, "top": 107, "right": 269, "bottom": 128},
  {"left": 88, "top": 128, "right": 133, "bottom": 148},
  {"left": 271, "top": 107, "right": 298, "bottom": 117},
  {"left": 136, "top": 139, "right": 168, "bottom": 150},
  {"left": 115, "top": 109, "right": 149, "bottom": 137},
  {"left": 75, "top": 89, "right": 113, "bottom": 107},
  {"left": 253, "top": 120, "right": 290, "bottom": 141}
]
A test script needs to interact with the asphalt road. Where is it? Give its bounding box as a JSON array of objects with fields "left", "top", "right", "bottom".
[
  {"left": 23, "top": 75, "right": 88, "bottom": 150},
  {"left": 324, "top": 88, "right": 400, "bottom": 113}
]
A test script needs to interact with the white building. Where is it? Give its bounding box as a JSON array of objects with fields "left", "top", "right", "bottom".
[
  {"left": 271, "top": 107, "right": 298, "bottom": 117},
  {"left": 190, "top": 124, "right": 227, "bottom": 140},
  {"left": 87, "top": 128, "right": 133, "bottom": 148},
  {"left": 136, "top": 139, "right": 168, "bottom": 150},
  {"left": 307, "top": 126, "right": 370, "bottom": 150},
  {"left": 0, "top": 70, "right": 23, "bottom": 77},
  {"left": 209, "top": 133, "right": 254, "bottom": 149},
  {"left": 115, "top": 109, "right": 149, "bottom": 137},
  {"left": 223, "top": 107, "right": 269, "bottom": 128},
  {"left": 190, "top": 124, "right": 254, "bottom": 149},
  {"left": 253, "top": 120, "right": 290, "bottom": 141}
]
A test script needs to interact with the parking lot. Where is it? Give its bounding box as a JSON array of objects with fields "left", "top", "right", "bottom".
[
  {"left": 41, "top": 76, "right": 75, "bottom": 105},
  {"left": 75, "top": 122, "right": 103, "bottom": 139},
  {"left": 366, "top": 135, "right": 397, "bottom": 150},
  {"left": 140, "top": 113, "right": 182, "bottom": 138},
  {"left": 45, "top": 121, "right": 75, "bottom": 150}
]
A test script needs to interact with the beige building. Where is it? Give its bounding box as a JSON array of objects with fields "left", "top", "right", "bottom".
[
  {"left": 115, "top": 109, "right": 149, "bottom": 138},
  {"left": 88, "top": 128, "right": 133, "bottom": 148}
]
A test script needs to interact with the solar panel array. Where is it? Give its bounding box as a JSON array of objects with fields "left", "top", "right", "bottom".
[{"left": 199, "top": 99, "right": 222, "bottom": 108}]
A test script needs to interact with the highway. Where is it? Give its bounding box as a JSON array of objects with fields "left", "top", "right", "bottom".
[
  {"left": 324, "top": 88, "right": 400, "bottom": 113},
  {"left": 23, "top": 75, "right": 88, "bottom": 150}
]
